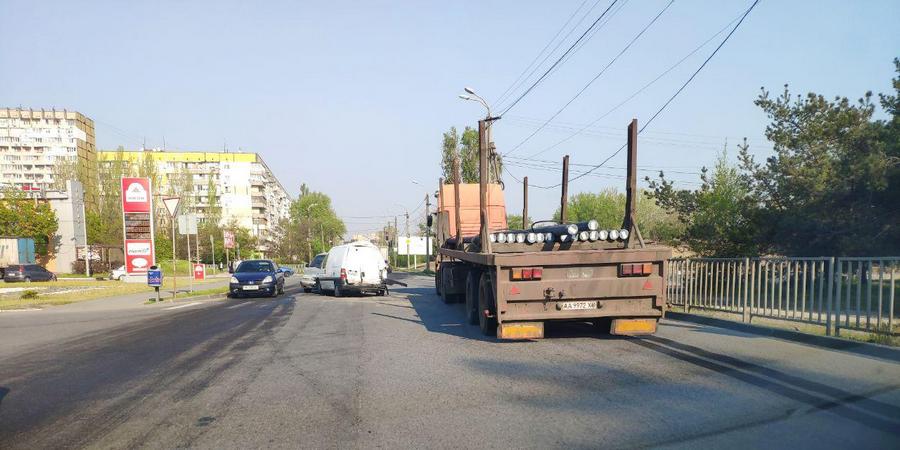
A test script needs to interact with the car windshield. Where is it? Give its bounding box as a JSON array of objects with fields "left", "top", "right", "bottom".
[
  {"left": 311, "top": 255, "right": 325, "bottom": 268},
  {"left": 235, "top": 261, "right": 274, "bottom": 273}
]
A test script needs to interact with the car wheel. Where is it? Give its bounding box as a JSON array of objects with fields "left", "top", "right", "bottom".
[
  {"left": 303, "top": 287, "right": 312, "bottom": 293},
  {"left": 118, "top": 275, "right": 124, "bottom": 281},
  {"left": 24, "top": 277, "right": 31, "bottom": 283}
]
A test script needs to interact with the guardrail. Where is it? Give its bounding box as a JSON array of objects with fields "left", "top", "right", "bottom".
[{"left": 666, "top": 257, "right": 898, "bottom": 337}]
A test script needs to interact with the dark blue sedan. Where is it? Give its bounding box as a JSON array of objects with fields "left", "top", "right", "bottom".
[{"left": 229, "top": 259, "right": 285, "bottom": 298}]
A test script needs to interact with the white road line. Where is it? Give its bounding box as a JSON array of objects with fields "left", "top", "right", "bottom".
[
  {"left": 226, "top": 301, "right": 252, "bottom": 309},
  {"left": 163, "top": 302, "right": 201, "bottom": 311}
]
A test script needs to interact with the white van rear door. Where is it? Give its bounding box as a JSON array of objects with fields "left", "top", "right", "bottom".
[{"left": 356, "top": 247, "right": 384, "bottom": 285}]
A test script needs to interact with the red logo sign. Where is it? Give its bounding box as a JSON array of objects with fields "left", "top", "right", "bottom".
[
  {"left": 223, "top": 231, "right": 235, "bottom": 249},
  {"left": 193, "top": 263, "right": 206, "bottom": 280},
  {"left": 642, "top": 280, "right": 654, "bottom": 290},
  {"left": 509, "top": 285, "right": 521, "bottom": 295},
  {"left": 121, "top": 177, "right": 152, "bottom": 213},
  {"left": 125, "top": 239, "right": 154, "bottom": 273}
]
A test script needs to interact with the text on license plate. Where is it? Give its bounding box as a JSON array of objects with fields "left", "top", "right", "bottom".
[
  {"left": 242, "top": 285, "right": 260, "bottom": 291},
  {"left": 558, "top": 301, "right": 597, "bottom": 311}
]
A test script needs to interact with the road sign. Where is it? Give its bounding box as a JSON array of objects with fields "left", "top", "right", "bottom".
[
  {"left": 162, "top": 197, "right": 180, "bottom": 217},
  {"left": 147, "top": 268, "right": 162, "bottom": 287},
  {"left": 193, "top": 263, "right": 205, "bottom": 280},
  {"left": 223, "top": 230, "right": 235, "bottom": 249},
  {"left": 178, "top": 214, "right": 198, "bottom": 235}
]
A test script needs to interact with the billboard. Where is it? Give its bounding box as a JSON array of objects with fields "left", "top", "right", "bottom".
[
  {"left": 396, "top": 236, "right": 434, "bottom": 256},
  {"left": 121, "top": 177, "right": 155, "bottom": 274}
]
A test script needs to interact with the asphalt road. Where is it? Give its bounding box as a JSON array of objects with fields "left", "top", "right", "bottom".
[{"left": 1, "top": 274, "right": 898, "bottom": 449}]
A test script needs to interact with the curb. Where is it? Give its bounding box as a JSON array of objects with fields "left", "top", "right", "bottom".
[{"left": 666, "top": 311, "right": 900, "bottom": 363}]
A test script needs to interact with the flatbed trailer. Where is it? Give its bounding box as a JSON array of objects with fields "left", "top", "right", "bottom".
[{"left": 435, "top": 119, "right": 671, "bottom": 339}]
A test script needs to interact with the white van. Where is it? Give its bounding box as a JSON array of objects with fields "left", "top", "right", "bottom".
[{"left": 317, "top": 241, "right": 388, "bottom": 297}]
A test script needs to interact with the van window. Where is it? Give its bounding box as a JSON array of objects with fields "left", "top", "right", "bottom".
[{"left": 311, "top": 254, "right": 326, "bottom": 268}]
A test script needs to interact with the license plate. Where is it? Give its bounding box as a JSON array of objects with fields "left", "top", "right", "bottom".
[
  {"left": 558, "top": 301, "right": 597, "bottom": 311},
  {"left": 242, "top": 285, "right": 260, "bottom": 291}
]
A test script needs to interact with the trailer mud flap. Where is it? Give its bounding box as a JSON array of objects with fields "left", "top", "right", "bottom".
[
  {"left": 610, "top": 318, "right": 658, "bottom": 335},
  {"left": 498, "top": 322, "right": 544, "bottom": 340}
]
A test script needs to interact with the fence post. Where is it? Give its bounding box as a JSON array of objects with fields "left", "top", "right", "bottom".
[
  {"left": 685, "top": 260, "right": 692, "bottom": 313},
  {"left": 742, "top": 257, "right": 750, "bottom": 323},
  {"left": 826, "top": 257, "right": 835, "bottom": 336}
]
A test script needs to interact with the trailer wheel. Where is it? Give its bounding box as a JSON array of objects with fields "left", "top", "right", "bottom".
[
  {"left": 440, "top": 267, "right": 455, "bottom": 304},
  {"left": 593, "top": 317, "right": 612, "bottom": 334},
  {"left": 478, "top": 273, "right": 497, "bottom": 337},
  {"left": 464, "top": 271, "right": 480, "bottom": 325}
]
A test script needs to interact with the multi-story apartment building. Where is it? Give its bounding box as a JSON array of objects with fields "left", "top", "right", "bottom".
[
  {"left": 0, "top": 108, "right": 98, "bottom": 206},
  {"left": 98, "top": 149, "right": 291, "bottom": 252}
]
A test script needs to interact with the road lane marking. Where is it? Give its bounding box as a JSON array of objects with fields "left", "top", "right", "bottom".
[
  {"left": 163, "top": 302, "right": 201, "bottom": 311},
  {"left": 227, "top": 301, "right": 252, "bottom": 309}
]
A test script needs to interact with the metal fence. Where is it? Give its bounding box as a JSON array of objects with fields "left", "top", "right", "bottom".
[{"left": 666, "top": 257, "right": 898, "bottom": 337}]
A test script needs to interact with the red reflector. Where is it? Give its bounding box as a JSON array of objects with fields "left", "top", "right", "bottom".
[
  {"left": 511, "top": 268, "right": 523, "bottom": 280},
  {"left": 532, "top": 268, "right": 542, "bottom": 280},
  {"left": 521, "top": 268, "right": 533, "bottom": 279},
  {"left": 622, "top": 264, "right": 633, "bottom": 275},
  {"left": 340, "top": 268, "right": 347, "bottom": 280}
]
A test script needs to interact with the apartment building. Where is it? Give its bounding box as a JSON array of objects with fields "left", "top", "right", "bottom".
[
  {"left": 98, "top": 149, "right": 291, "bottom": 252},
  {"left": 0, "top": 108, "right": 98, "bottom": 206}
]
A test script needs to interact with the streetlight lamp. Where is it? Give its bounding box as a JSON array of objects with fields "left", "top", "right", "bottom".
[{"left": 458, "top": 87, "right": 492, "bottom": 119}]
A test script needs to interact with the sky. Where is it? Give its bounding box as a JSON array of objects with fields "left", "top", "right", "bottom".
[{"left": 1, "top": 0, "right": 898, "bottom": 237}]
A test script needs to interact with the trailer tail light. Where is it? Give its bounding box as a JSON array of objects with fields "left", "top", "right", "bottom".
[
  {"left": 340, "top": 268, "right": 347, "bottom": 280},
  {"left": 511, "top": 267, "right": 543, "bottom": 281},
  {"left": 619, "top": 263, "right": 653, "bottom": 277}
]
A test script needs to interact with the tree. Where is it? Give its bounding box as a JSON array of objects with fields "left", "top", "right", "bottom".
[
  {"left": 0, "top": 188, "right": 59, "bottom": 256},
  {"left": 506, "top": 214, "right": 533, "bottom": 229},
  {"left": 289, "top": 186, "right": 346, "bottom": 262},
  {"left": 439, "top": 125, "right": 503, "bottom": 184},
  {"left": 553, "top": 188, "right": 683, "bottom": 244}
]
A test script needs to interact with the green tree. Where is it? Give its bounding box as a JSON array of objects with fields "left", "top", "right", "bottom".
[
  {"left": 289, "top": 185, "right": 346, "bottom": 262},
  {"left": 0, "top": 188, "right": 59, "bottom": 256},
  {"left": 506, "top": 213, "right": 533, "bottom": 229},
  {"left": 439, "top": 125, "right": 503, "bottom": 184},
  {"left": 554, "top": 188, "right": 683, "bottom": 245}
]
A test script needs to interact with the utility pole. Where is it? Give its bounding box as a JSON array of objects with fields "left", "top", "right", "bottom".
[
  {"left": 424, "top": 192, "right": 431, "bottom": 272},
  {"left": 186, "top": 229, "right": 193, "bottom": 293},
  {"left": 405, "top": 211, "right": 410, "bottom": 270},
  {"left": 560, "top": 155, "right": 570, "bottom": 223},
  {"left": 81, "top": 198, "right": 90, "bottom": 277},
  {"left": 523, "top": 176, "right": 529, "bottom": 229},
  {"left": 210, "top": 234, "right": 216, "bottom": 274},
  {"left": 394, "top": 215, "right": 398, "bottom": 267}
]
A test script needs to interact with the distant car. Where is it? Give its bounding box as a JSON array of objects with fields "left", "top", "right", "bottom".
[
  {"left": 317, "top": 241, "right": 387, "bottom": 297},
  {"left": 229, "top": 259, "right": 285, "bottom": 298},
  {"left": 278, "top": 266, "right": 295, "bottom": 277},
  {"left": 300, "top": 253, "right": 327, "bottom": 293},
  {"left": 3, "top": 264, "right": 56, "bottom": 282},
  {"left": 111, "top": 265, "right": 127, "bottom": 281}
]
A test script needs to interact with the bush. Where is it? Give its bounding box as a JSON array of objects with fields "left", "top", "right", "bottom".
[
  {"left": 71, "top": 260, "right": 117, "bottom": 274},
  {"left": 20, "top": 290, "right": 39, "bottom": 300}
]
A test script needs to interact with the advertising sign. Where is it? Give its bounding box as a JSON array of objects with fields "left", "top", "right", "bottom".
[
  {"left": 125, "top": 239, "right": 154, "bottom": 273},
  {"left": 121, "top": 177, "right": 155, "bottom": 275},
  {"left": 121, "top": 178, "right": 152, "bottom": 213},
  {"left": 396, "top": 236, "right": 434, "bottom": 256},
  {"left": 193, "top": 263, "right": 205, "bottom": 281},
  {"left": 147, "top": 268, "right": 162, "bottom": 287},
  {"left": 223, "top": 230, "right": 235, "bottom": 249}
]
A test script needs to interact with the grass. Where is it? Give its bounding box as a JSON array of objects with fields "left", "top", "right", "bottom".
[
  {"left": 0, "top": 278, "right": 224, "bottom": 310},
  {"left": 146, "top": 286, "right": 229, "bottom": 303}
]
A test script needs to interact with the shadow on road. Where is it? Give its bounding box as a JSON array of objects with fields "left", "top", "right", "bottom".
[{"left": 631, "top": 335, "right": 900, "bottom": 438}]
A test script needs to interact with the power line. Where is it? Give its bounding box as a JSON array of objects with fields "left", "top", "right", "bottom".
[
  {"left": 520, "top": 10, "right": 744, "bottom": 159},
  {"left": 503, "top": 0, "right": 674, "bottom": 156},
  {"left": 562, "top": 0, "right": 761, "bottom": 187},
  {"left": 498, "top": 0, "right": 621, "bottom": 117},
  {"left": 493, "top": 0, "right": 595, "bottom": 107}
]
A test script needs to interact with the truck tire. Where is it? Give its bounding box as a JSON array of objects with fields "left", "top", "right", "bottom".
[
  {"left": 464, "top": 271, "right": 480, "bottom": 325},
  {"left": 435, "top": 268, "right": 442, "bottom": 296},
  {"left": 478, "top": 273, "right": 497, "bottom": 337},
  {"left": 440, "top": 267, "right": 455, "bottom": 304}
]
